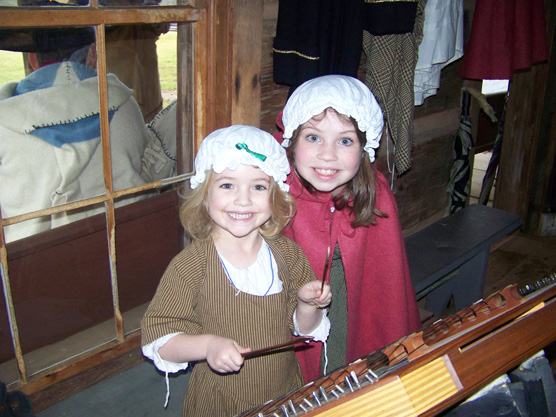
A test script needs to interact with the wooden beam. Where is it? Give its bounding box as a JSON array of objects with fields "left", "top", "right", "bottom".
[
  {"left": 230, "top": 0, "right": 263, "bottom": 126},
  {"left": 212, "top": 0, "right": 233, "bottom": 130},
  {"left": 0, "top": 7, "right": 203, "bottom": 27}
]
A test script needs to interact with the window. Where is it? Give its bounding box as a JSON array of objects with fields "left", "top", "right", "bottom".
[{"left": 0, "top": 0, "right": 214, "bottom": 389}]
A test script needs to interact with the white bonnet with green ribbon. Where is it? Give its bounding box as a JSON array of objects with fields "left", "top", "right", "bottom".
[
  {"left": 281, "top": 74, "right": 384, "bottom": 162},
  {"left": 190, "top": 125, "right": 290, "bottom": 192}
]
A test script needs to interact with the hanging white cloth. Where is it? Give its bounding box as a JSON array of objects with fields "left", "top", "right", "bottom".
[{"left": 414, "top": 0, "right": 464, "bottom": 106}]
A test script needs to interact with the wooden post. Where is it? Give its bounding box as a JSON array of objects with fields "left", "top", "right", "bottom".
[
  {"left": 494, "top": 0, "right": 556, "bottom": 236},
  {"left": 195, "top": 0, "right": 264, "bottom": 130},
  {"left": 230, "top": 0, "right": 264, "bottom": 126}
]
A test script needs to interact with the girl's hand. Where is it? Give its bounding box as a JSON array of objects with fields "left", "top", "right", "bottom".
[
  {"left": 297, "top": 280, "right": 332, "bottom": 309},
  {"left": 205, "top": 336, "right": 251, "bottom": 374}
]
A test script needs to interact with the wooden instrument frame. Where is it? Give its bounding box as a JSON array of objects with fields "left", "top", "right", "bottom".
[{"left": 239, "top": 278, "right": 556, "bottom": 416}]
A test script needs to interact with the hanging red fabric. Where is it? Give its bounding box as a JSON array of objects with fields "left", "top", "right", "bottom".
[{"left": 460, "top": 0, "right": 549, "bottom": 80}]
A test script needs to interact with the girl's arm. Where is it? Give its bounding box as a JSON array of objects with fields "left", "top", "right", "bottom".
[
  {"left": 295, "top": 280, "right": 332, "bottom": 334},
  {"left": 159, "top": 333, "right": 251, "bottom": 374}
]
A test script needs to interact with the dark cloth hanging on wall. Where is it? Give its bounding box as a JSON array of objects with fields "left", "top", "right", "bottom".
[
  {"left": 362, "top": 0, "right": 425, "bottom": 174},
  {"left": 460, "top": 0, "right": 549, "bottom": 80},
  {"left": 447, "top": 90, "right": 474, "bottom": 213},
  {"left": 272, "top": 0, "right": 364, "bottom": 90},
  {"left": 272, "top": 0, "right": 420, "bottom": 90},
  {"left": 363, "top": 0, "right": 419, "bottom": 35}
]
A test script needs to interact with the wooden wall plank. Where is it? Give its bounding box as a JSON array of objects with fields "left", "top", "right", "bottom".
[
  {"left": 230, "top": 0, "right": 263, "bottom": 126},
  {"left": 494, "top": 65, "right": 549, "bottom": 220},
  {"left": 212, "top": 0, "right": 233, "bottom": 130}
]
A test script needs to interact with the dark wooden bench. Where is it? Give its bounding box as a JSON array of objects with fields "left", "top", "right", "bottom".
[{"left": 405, "top": 204, "right": 522, "bottom": 318}]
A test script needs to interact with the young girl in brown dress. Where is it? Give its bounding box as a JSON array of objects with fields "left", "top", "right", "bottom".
[{"left": 142, "top": 125, "right": 331, "bottom": 416}]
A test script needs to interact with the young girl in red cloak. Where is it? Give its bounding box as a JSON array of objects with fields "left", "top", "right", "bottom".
[{"left": 275, "top": 74, "right": 422, "bottom": 383}]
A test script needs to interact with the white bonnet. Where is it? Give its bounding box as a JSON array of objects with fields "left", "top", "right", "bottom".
[
  {"left": 281, "top": 75, "right": 384, "bottom": 162},
  {"left": 190, "top": 125, "right": 290, "bottom": 192}
]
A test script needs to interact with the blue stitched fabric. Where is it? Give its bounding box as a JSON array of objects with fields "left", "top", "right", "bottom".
[
  {"left": 29, "top": 111, "right": 115, "bottom": 147},
  {"left": 14, "top": 61, "right": 95, "bottom": 95},
  {"left": 12, "top": 61, "right": 114, "bottom": 147}
]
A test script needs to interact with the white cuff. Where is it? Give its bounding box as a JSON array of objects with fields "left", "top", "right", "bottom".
[
  {"left": 293, "top": 309, "right": 330, "bottom": 342},
  {"left": 142, "top": 333, "right": 190, "bottom": 373},
  {"left": 142, "top": 333, "right": 190, "bottom": 408}
]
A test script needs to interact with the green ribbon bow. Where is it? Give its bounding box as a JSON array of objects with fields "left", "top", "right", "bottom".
[{"left": 235, "top": 143, "right": 267, "bottom": 162}]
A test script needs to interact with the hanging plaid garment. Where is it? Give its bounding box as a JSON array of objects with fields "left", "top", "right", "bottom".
[
  {"left": 447, "top": 90, "right": 474, "bottom": 213},
  {"left": 362, "top": 0, "right": 426, "bottom": 174}
]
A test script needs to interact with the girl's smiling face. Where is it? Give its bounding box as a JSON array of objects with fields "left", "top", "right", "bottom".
[
  {"left": 207, "top": 164, "right": 272, "bottom": 241},
  {"left": 293, "top": 109, "right": 363, "bottom": 196}
]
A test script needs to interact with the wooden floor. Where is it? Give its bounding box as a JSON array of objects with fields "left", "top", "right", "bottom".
[
  {"left": 34, "top": 152, "right": 556, "bottom": 416},
  {"left": 36, "top": 360, "right": 191, "bottom": 416}
]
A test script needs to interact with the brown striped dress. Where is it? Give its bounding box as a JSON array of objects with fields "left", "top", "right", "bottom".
[{"left": 141, "top": 235, "right": 316, "bottom": 416}]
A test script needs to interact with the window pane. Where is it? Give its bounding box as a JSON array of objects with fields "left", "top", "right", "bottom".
[
  {"left": 111, "top": 22, "right": 182, "bottom": 335},
  {"left": 115, "top": 190, "right": 182, "bottom": 335},
  {"left": 0, "top": 5, "right": 195, "bottom": 384},
  {"left": 0, "top": 282, "right": 19, "bottom": 386},
  {"left": 4, "top": 206, "right": 116, "bottom": 376},
  {"left": 106, "top": 24, "right": 178, "bottom": 191},
  {"left": 0, "top": 49, "right": 25, "bottom": 81},
  {"left": 0, "top": 26, "right": 112, "bottom": 242}
]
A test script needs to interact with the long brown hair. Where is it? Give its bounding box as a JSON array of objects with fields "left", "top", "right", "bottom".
[
  {"left": 287, "top": 108, "right": 386, "bottom": 227},
  {"left": 179, "top": 169, "right": 297, "bottom": 240}
]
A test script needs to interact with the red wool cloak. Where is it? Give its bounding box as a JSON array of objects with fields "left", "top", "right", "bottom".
[{"left": 285, "top": 171, "right": 422, "bottom": 383}]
